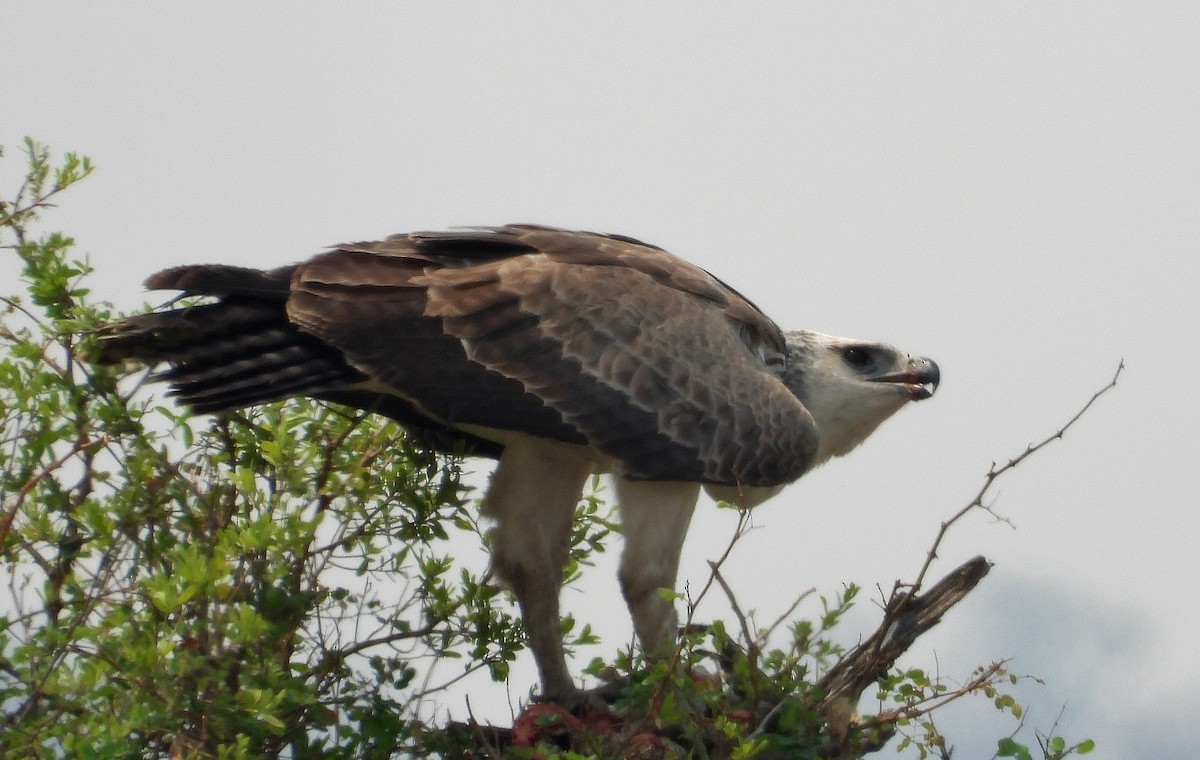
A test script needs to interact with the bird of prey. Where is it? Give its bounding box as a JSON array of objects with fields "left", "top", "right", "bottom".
[{"left": 97, "top": 224, "right": 940, "bottom": 706}]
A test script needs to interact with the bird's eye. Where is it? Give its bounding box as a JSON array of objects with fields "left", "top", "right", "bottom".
[
  {"left": 761, "top": 349, "right": 786, "bottom": 371},
  {"left": 841, "top": 347, "right": 874, "bottom": 370}
]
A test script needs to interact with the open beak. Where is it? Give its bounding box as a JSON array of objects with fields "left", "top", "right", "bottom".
[{"left": 871, "top": 356, "right": 940, "bottom": 401}]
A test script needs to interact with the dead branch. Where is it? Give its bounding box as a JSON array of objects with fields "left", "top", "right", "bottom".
[
  {"left": 806, "top": 362, "right": 1122, "bottom": 757},
  {"left": 817, "top": 556, "right": 991, "bottom": 711},
  {"left": 911, "top": 361, "right": 1123, "bottom": 594}
]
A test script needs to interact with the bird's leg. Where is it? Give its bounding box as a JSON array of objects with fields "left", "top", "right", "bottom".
[
  {"left": 615, "top": 478, "right": 701, "bottom": 657},
  {"left": 483, "top": 441, "right": 595, "bottom": 704}
]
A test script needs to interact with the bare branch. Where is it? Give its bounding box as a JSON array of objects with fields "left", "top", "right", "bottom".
[
  {"left": 686, "top": 506, "right": 754, "bottom": 617},
  {"left": 708, "top": 561, "right": 755, "bottom": 650},
  {"left": 818, "top": 556, "right": 991, "bottom": 710},
  {"left": 911, "top": 361, "right": 1123, "bottom": 594}
]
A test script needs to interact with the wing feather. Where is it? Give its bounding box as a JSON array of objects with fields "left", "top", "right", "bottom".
[{"left": 290, "top": 226, "right": 817, "bottom": 485}]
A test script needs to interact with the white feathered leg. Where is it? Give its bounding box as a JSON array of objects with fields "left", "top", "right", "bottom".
[
  {"left": 615, "top": 478, "right": 702, "bottom": 654},
  {"left": 483, "top": 440, "right": 595, "bottom": 702}
]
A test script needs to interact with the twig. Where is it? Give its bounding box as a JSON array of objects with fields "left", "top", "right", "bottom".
[
  {"left": 686, "top": 506, "right": 754, "bottom": 616},
  {"left": 763, "top": 585, "right": 817, "bottom": 642},
  {"left": 910, "top": 362, "right": 1122, "bottom": 595},
  {"left": 708, "top": 561, "right": 755, "bottom": 650}
]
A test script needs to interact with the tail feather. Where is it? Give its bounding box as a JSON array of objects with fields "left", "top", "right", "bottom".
[
  {"left": 95, "top": 301, "right": 282, "bottom": 363},
  {"left": 163, "top": 346, "right": 353, "bottom": 409},
  {"left": 145, "top": 264, "right": 295, "bottom": 297},
  {"left": 161, "top": 340, "right": 327, "bottom": 389},
  {"left": 176, "top": 367, "right": 356, "bottom": 414},
  {"left": 95, "top": 265, "right": 363, "bottom": 414}
]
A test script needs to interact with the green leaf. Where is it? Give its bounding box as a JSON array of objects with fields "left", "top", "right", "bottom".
[{"left": 997, "top": 738, "right": 1034, "bottom": 760}]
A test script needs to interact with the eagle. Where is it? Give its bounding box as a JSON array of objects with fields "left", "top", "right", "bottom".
[{"left": 97, "top": 224, "right": 939, "bottom": 706}]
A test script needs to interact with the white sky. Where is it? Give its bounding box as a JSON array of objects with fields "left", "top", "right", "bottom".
[{"left": 7, "top": 3, "right": 1198, "bottom": 757}]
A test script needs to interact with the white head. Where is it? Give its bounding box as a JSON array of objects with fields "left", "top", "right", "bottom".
[{"left": 779, "top": 330, "right": 940, "bottom": 466}]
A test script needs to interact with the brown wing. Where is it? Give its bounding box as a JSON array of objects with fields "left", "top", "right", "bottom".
[
  {"left": 98, "top": 225, "right": 817, "bottom": 485},
  {"left": 287, "top": 225, "right": 818, "bottom": 486}
]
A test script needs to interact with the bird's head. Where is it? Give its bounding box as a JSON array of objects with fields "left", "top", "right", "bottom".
[{"left": 779, "top": 330, "right": 940, "bottom": 466}]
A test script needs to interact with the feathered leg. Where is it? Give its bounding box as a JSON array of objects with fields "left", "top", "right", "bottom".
[
  {"left": 615, "top": 478, "right": 701, "bottom": 654},
  {"left": 483, "top": 440, "right": 595, "bottom": 703}
]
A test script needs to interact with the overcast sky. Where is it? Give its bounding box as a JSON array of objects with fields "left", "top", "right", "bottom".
[{"left": 7, "top": 3, "right": 1198, "bottom": 757}]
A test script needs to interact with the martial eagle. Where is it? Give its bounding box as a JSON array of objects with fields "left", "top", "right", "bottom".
[{"left": 97, "top": 224, "right": 940, "bottom": 705}]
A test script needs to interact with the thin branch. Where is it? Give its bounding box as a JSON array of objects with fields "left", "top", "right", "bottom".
[
  {"left": 0, "top": 435, "right": 107, "bottom": 547},
  {"left": 708, "top": 561, "right": 755, "bottom": 653},
  {"left": 910, "top": 360, "right": 1123, "bottom": 595},
  {"left": 686, "top": 506, "right": 754, "bottom": 617}
]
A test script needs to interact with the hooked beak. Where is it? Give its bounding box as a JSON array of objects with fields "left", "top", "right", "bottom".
[{"left": 871, "top": 356, "right": 940, "bottom": 401}]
